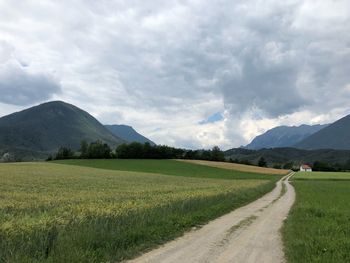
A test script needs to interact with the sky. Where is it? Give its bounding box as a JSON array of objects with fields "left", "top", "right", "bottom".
[{"left": 0, "top": 0, "right": 350, "bottom": 149}]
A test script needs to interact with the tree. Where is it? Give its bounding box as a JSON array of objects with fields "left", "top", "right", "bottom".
[
  {"left": 313, "top": 161, "right": 335, "bottom": 172},
  {"left": 80, "top": 140, "right": 88, "bottom": 158},
  {"left": 273, "top": 164, "right": 282, "bottom": 169},
  {"left": 115, "top": 144, "right": 128, "bottom": 158},
  {"left": 258, "top": 157, "right": 267, "bottom": 167},
  {"left": 240, "top": 159, "right": 252, "bottom": 165},
  {"left": 87, "top": 140, "right": 111, "bottom": 159},
  {"left": 211, "top": 146, "right": 225, "bottom": 161},
  {"left": 283, "top": 162, "right": 294, "bottom": 170},
  {"left": 55, "top": 147, "right": 74, "bottom": 160}
]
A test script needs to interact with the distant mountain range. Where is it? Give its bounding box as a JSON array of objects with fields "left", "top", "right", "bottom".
[
  {"left": 294, "top": 114, "right": 350, "bottom": 150},
  {"left": 225, "top": 147, "right": 350, "bottom": 167},
  {"left": 230, "top": 113, "right": 350, "bottom": 166},
  {"left": 0, "top": 101, "right": 154, "bottom": 160},
  {"left": 1, "top": 99, "right": 349, "bottom": 161},
  {"left": 105, "top": 125, "right": 155, "bottom": 145},
  {"left": 245, "top": 124, "right": 328, "bottom": 150}
]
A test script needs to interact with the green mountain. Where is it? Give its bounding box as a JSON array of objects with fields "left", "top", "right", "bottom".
[
  {"left": 294, "top": 114, "right": 350, "bottom": 150},
  {"left": 105, "top": 124, "right": 155, "bottom": 145},
  {"left": 225, "top": 147, "right": 350, "bottom": 167},
  {"left": 245, "top": 124, "right": 328, "bottom": 150},
  {"left": 0, "top": 101, "right": 125, "bottom": 160}
]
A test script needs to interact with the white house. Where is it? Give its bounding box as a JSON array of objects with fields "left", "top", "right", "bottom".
[{"left": 300, "top": 164, "right": 312, "bottom": 172}]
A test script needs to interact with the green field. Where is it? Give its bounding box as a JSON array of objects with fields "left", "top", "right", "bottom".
[
  {"left": 283, "top": 172, "right": 350, "bottom": 262},
  {"left": 294, "top": 171, "right": 350, "bottom": 180},
  {"left": 0, "top": 161, "right": 279, "bottom": 262},
  {"left": 53, "top": 159, "right": 281, "bottom": 180}
]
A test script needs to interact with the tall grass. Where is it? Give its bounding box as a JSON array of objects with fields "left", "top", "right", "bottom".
[
  {"left": 0, "top": 162, "right": 276, "bottom": 262},
  {"left": 295, "top": 171, "right": 350, "bottom": 180},
  {"left": 283, "top": 177, "right": 350, "bottom": 262}
]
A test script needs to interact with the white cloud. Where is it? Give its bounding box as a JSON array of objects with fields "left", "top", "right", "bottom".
[{"left": 0, "top": 0, "right": 349, "bottom": 149}]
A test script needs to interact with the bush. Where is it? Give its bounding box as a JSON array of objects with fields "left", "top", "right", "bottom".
[
  {"left": 258, "top": 157, "right": 267, "bottom": 167},
  {"left": 87, "top": 140, "right": 112, "bottom": 159},
  {"left": 55, "top": 147, "right": 74, "bottom": 160}
]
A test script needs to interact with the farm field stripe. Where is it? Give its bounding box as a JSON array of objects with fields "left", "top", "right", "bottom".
[
  {"left": 0, "top": 162, "right": 276, "bottom": 262},
  {"left": 177, "top": 159, "right": 289, "bottom": 175}
]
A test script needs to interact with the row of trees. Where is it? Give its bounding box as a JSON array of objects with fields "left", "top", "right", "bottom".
[
  {"left": 115, "top": 142, "right": 183, "bottom": 159},
  {"left": 312, "top": 160, "right": 350, "bottom": 172},
  {"left": 181, "top": 146, "right": 225, "bottom": 161},
  {"left": 51, "top": 141, "right": 226, "bottom": 161},
  {"left": 228, "top": 157, "right": 268, "bottom": 167},
  {"left": 49, "top": 140, "right": 112, "bottom": 160}
]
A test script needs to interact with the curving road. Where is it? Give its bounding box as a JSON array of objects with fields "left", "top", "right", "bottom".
[{"left": 128, "top": 173, "right": 295, "bottom": 263}]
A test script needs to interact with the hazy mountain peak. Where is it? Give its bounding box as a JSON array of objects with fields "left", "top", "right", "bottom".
[
  {"left": 245, "top": 124, "right": 329, "bottom": 150},
  {"left": 105, "top": 124, "right": 155, "bottom": 145},
  {"left": 295, "top": 114, "right": 350, "bottom": 150}
]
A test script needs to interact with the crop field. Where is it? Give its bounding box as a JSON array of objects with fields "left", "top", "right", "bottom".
[
  {"left": 283, "top": 172, "right": 350, "bottom": 263},
  {"left": 179, "top": 159, "right": 289, "bottom": 175},
  {"left": 0, "top": 161, "right": 279, "bottom": 262},
  {"left": 53, "top": 159, "right": 284, "bottom": 179}
]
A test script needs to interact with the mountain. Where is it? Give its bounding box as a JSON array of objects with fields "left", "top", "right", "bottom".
[
  {"left": 105, "top": 124, "right": 155, "bottom": 145},
  {"left": 225, "top": 147, "right": 350, "bottom": 168},
  {"left": 0, "top": 101, "right": 125, "bottom": 160},
  {"left": 294, "top": 114, "right": 350, "bottom": 150},
  {"left": 245, "top": 124, "right": 328, "bottom": 150}
]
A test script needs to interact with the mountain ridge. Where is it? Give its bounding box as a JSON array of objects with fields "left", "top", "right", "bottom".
[
  {"left": 105, "top": 124, "right": 155, "bottom": 145},
  {"left": 294, "top": 114, "right": 350, "bottom": 150},
  {"left": 0, "top": 101, "right": 125, "bottom": 160},
  {"left": 245, "top": 124, "right": 328, "bottom": 150}
]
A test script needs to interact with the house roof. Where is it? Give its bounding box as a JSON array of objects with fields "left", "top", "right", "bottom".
[{"left": 301, "top": 164, "right": 312, "bottom": 169}]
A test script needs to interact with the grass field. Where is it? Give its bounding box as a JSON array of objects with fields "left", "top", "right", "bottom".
[
  {"left": 0, "top": 161, "right": 279, "bottom": 262},
  {"left": 294, "top": 171, "right": 350, "bottom": 180},
  {"left": 283, "top": 172, "right": 350, "bottom": 262},
  {"left": 179, "top": 159, "right": 289, "bottom": 175},
  {"left": 53, "top": 159, "right": 282, "bottom": 180}
]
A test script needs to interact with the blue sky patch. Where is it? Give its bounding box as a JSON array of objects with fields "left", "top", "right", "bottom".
[{"left": 199, "top": 112, "right": 223, "bottom": 125}]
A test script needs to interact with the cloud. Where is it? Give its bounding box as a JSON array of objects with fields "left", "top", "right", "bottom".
[
  {"left": 0, "top": 60, "right": 61, "bottom": 105},
  {"left": 0, "top": 41, "right": 61, "bottom": 106},
  {"left": 0, "top": 0, "right": 349, "bottom": 148}
]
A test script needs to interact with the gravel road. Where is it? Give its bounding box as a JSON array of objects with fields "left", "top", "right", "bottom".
[{"left": 128, "top": 173, "right": 295, "bottom": 263}]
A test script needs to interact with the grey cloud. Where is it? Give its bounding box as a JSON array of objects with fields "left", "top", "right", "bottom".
[
  {"left": 0, "top": 0, "right": 349, "bottom": 148},
  {"left": 0, "top": 61, "right": 61, "bottom": 106}
]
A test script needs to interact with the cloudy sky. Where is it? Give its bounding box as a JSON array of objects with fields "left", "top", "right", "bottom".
[{"left": 0, "top": 0, "right": 349, "bottom": 149}]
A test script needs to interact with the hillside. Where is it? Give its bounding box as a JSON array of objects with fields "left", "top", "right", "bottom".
[
  {"left": 294, "top": 114, "right": 350, "bottom": 150},
  {"left": 225, "top": 147, "right": 350, "bottom": 167},
  {"left": 245, "top": 124, "right": 328, "bottom": 150},
  {"left": 0, "top": 101, "right": 124, "bottom": 160},
  {"left": 105, "top": 124, "right": 155, "bottom": 145}
]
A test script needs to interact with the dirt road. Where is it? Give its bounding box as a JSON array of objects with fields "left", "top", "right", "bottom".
[{"left": 129, "top": 173, "right": 295, "bottom": 263}]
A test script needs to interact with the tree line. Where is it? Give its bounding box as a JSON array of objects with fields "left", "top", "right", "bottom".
[
  {"left": 49, "top": 141, "right": 225, "bottom": 161},
  {"left": 48, "top": 141, "right": 350, "bottom": 172}
]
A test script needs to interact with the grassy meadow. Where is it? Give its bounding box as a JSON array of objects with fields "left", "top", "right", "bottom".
[
  {"left": 294, "top": 171, "right": 350, "bottom": 180},
  {"left": 283, "top": 171, "right": 350, "bottom": 262},
  {"left": 53, "top": 159, "right": 283, "bottom": 180},
  {"left": 0, "top": 160, "right": 280, "bottom": 262}
]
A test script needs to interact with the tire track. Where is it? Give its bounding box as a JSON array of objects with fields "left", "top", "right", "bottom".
[{"left": 128, "top": 173, "right": 295, "bottom": 263}]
